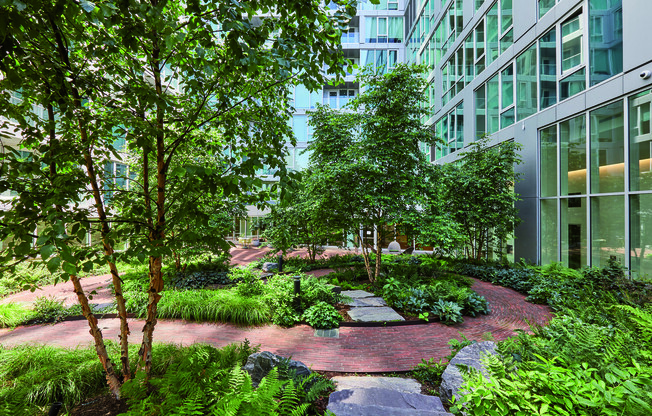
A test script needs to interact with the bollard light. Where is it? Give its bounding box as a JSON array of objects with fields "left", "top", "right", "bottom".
[
  {"left": 293, "top": 275, "right": 301, "bottom": 310},
  {"left": 48, "top": 402, "right": 62, "bottom": 416},
  {"left": 278, "top": 255, "right": 284, "bottom": 272}
]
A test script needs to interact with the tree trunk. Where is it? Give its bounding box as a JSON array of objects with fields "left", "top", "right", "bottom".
[
  {"left": 359, "top": 230, "right": 374, "bottom": 283},
  {"left": 374, "top": 234, "right": 382, "bottom": 282},
  {"left": 70, "top": 274, "right": 123, "bottom": 398},
  {"left": 139, "top": 40, "right": 166, "bottom": 378}
]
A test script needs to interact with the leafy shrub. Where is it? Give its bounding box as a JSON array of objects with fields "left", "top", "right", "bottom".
[
  {"left": 301, "top": 278, "right": 341, "bottom": 305},
  {"left": 412, "top": 357, "right": 447, "bottom": 387},
  {"left": 462, "top": 292, "right": 490, "bottom": 317},
  {"left": 452, "top": 355, "right": 652, "bottom": 416},
  {"left": 31, "top": 296, "right": 68, "bottom": 324},
  {"left": 302, "top": 301, "right": 342, "bottom": 329},
  {"left": 431, "top": 299, "right": 464, "bottom": 325},
  {"left": 271, "top": 303, "right": 301, "bottom": 327},
  {"left": 170, "top": 270, "right": 231, "bottom": 290}
]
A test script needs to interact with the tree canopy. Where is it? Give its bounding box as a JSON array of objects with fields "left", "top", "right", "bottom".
[
  {"left": 0, "top": 0, "right": 356, "bottom": 396},
  {"left": 307, "top": 64, "right": 438, "bottom": 282}
]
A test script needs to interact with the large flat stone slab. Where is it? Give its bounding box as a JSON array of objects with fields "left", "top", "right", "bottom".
[
  {"left": 327, "top": 403, "right": 452, "bottom": 416},
  {"left": 327, "top": 388, "right": 448, "bottom": 415},
  {"left": 347, "top": 306, "right": 404, "bottom": 322},
  {"left": 341, "top": 290, "right": 375, "bottom": 299},
  {"left": 333, "top": 376, "right": 421, "bottom": 394},
  {"left": 344, "top": 297, "right": 387, "bottom": 307}
]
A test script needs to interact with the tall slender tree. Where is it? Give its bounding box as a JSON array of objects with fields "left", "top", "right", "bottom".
[
  {"left": 0, "top": 0, "right": 355, "bottom": 397},
  {"left": 307, "top": 64, "right": 439, "bottom": 283}
]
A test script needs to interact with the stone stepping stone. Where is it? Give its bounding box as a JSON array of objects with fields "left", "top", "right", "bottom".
[
  {"left": 344, "top": 297, "right": 387, "bottom": 308},
  {"left": 333, "top": 376, "right": 422, "bottom": 394},
  {"left": 347, "top": 306, "right": 404, "bottom": 322},
  {"left": 327, "top": 387, "right": 451, "bottom": 416},
  {"left": 341, "top": 290, "right": 375, "bottom": 299}
]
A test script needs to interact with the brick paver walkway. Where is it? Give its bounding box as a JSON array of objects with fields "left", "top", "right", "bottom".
[{"left": 0, "top": 248, "right": 552, "bottom": 372}]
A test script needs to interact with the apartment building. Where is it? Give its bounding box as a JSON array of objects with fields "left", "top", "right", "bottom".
[{"left": 279, "top": 0, "right": 652, "bottom": 277}]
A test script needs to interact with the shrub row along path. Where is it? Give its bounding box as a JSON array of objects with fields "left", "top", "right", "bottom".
[{"left": 0, "top": 247, "right": 552, "bottom": 372}]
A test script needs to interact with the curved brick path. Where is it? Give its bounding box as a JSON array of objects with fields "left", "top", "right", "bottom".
[{"left": 0, "top": 248, "right": 552, "bottom": 372}]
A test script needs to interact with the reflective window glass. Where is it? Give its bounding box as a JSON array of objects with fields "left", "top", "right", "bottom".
[
  {"left": 629, "top": 90, "right": 652, "bottom": 191},
  {"left": 590, "top": 101, "right": 624, "bottom": 193},
  {"left": 560, "top": 114, "right": 587, "bottom": 196}
]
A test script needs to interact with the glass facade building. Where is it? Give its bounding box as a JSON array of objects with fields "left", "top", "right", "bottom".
[
  {"left": 395, "top": 0, "right": 650, "bottom": 277},
  {"left": 285, "top": 0, "right": 651, "bottom": 276}
]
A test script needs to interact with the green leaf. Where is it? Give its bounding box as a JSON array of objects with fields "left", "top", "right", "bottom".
[
  {"left": 62, "top": 261, "right": 77, "bottom": 275},
  {"left": 171, "top": 166, "right": 186, "bottom": 177},
  {"left": 40, "top": 244, "right": 57, "bottom": 260},
  {"left": 47, "top": 257, "right": 61, "bottom": 273}
]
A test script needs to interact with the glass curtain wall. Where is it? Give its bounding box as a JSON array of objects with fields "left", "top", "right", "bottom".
[{"left": 540, "top": 95, "right": 652, "bottom": 277}]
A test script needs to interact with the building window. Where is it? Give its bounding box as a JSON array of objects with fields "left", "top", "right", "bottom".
[
  {"left": 589, "top": 101, "right": 624, "bottom": 194},
  {"left": 537, "top": 98, "right": 647, "bottom": 271},
  {"left": 561, "top": 13, "right": 584, "bottom": 73},
  {"left": 362, "top": 49, "right": 391, "bottom": 74},
  {"left": 539, "top": 0, "right": 556, "bottom": 19},
  {"left": 434, "top": 102, "right": 464, "bottom": 160},
  {"left": 292, "top": 84, "right": 322, "bottom": 110},
  {"left": 589, "top": 0, "right": 623, "bottom": 86},
  {"left": 322, "top": 89, "right": 356, "bottom": 110},
  {"left": 516, "top": 44, "right": 538, "bottom": 121},
  {"left": 629, "top": 90, "right": 652, "bottom": 192},
  {"left": 365, "top": 17, "right": 403, "bottom": 44},
  {"left": 539, "top": 28, "right": 557, "bottom": 109},
  {"left": 500, "top": 64, "right": 515, "bottom": 129}
]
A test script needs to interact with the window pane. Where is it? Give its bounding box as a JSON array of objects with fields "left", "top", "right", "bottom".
[
  {"left": 589, "top": 0, "right": 623, "bottom": 86},
  {"left": 365, "top": 17, "right": 377, "bottom": 43},
  {"left": 500, "top": 28, "right": 513, "bottom": 54},
  {"left": 560, "top": 114, "right": 586, "bottom": 196},
  {"left": 501, "top": 65, "right": 514, "bottom": 109},
  {"left": 539, "top": 0, "right": 556, "bottom": 19},
  {"left": 631, "top": 194, "right": 652, "bottom": 279},
  {"left": 501, "top": 0, "right": 513, "bottom": 33},
  {"left": 561, "top": 14, "right": 583, "bottom": 72},
  {"left": 388, "top": 17, "right": 403, "bottom": 43},
  {"left": 487, "top": 75, "right": 499, "bottom": 134},
  {"left": 539, "top": 28, "right": 557, "bottom": 109},
  {"left": 475, "top": 84, "right": 486, "bottom": 137},
  {"left": 541, "top": 199, "right": 558, "bottom": 264},
  {"left": 540, "top": 125, "right": 558, "bottom": 197},
  {"left": 560, "top": 68, "right": 586, "bottom": 100},
  {"left": 591, "top": 196, "right": 625, "bottom": 267},
  {"left": 516, "top": 45, "right": 537, "bottom": 121},
  {"left": 629, "top": 90, "right": 652, "bottom": 191},
  {"left": 590, "top": 101, "right": 624, "bottom": 193},
  {"left": 486, "top": 3, "right": 499, "bottom": 65},
  {"left": 295, "top": 84, "right": 309, "bottom": 108},
  {"left": 561, "top": 197, "right": 587, "bottom": 268},
  {"left": 465, "top": 34, "right": 474, "bottom": 82},
  {"left": 293, "top": 115, "right": 308, "bottom": 141},
  {"left": 453, "top": 103, "right": 464, "bottom": 151},
  {"left": 500, "top": 107, "right": 514, "bottom": 129}
]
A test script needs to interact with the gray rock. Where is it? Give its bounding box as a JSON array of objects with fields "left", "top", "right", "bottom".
[
  {"left": 344, "top": 296, "right": 387, "bottom": 307},
  {"left": 332, "top": 376, "right": 422, "bottom": 394},
  {"left": 347, "top": 306, "right": 404, "bottom": 322},
  {"left": 341, "top": 290, "right": 375, "bottom": 299},
  {"left": 262, "top": 262, "right": 279, "bottom": 272},
  {"left": 330, "top": 285, "right": 342, "bottom": 294},
  {"left": 439, "top": 341, "right": 497, "bottom": 407},
  {"left": 243, "top": 351, "right": 310, "bottom": 387},
  {"left": 327, "top": 388, "right": 449, "bottom": 415},
  {"left": 327, "top": 403, "right": 452, "bottom": 416}
]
